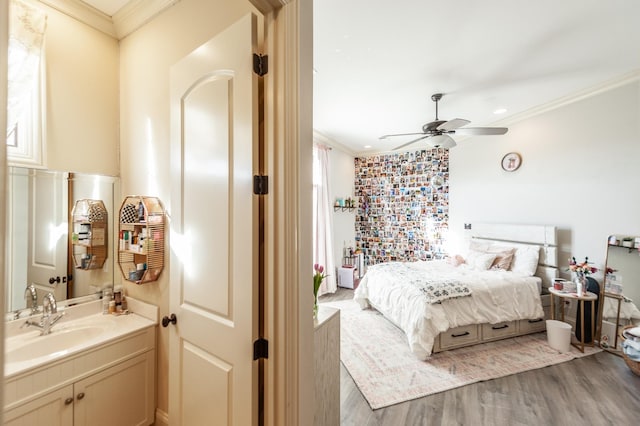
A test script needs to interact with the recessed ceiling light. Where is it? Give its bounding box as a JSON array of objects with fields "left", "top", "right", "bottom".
[
  {"left": 493, "top": 108, "right": 507, "bottom": 115},
  {"left": 364, "top": 145, "right": 372, "bottom": 149}
]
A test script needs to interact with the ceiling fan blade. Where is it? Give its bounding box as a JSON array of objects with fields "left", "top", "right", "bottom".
[
  {"left": 427, "top": 134, "right": 456, "bottom": 149},
  {"left": 453, "top": 127, "right": 508, "bottom": 136},
  {"left": 393, "top": 135, "right": 429, "bottom": 151},
  {"left": 436, "top": 118, "right": 470, "bottom": 131},
  {"left": 379, "top": 132, "right": 425, "bottom": 140}
]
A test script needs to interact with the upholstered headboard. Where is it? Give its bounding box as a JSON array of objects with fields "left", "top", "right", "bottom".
[{"left": 470, "top": 223, "right": 558, "bottom": 290}]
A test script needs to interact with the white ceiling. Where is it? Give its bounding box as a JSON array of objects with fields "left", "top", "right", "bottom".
[
  {"left": 77, "top": 0, "right": 640, "bottom": 155},
  {"left": 80, "top": 0, "right": 130, "bottom": 16},
  {"left": 313, "top": 0, "right": 640, "bottom": 155}
]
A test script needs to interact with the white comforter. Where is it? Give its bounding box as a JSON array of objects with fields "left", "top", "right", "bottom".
[{"left": 354, "top": 260, "right": 544, "bottom": 359}]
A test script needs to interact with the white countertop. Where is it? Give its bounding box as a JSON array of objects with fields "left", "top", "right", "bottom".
[{"left": 4, "top": 298, "right": 158, "bottom": 378}]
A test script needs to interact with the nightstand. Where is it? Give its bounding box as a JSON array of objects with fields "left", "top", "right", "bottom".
[{"left": 549, "top": 288, "right": 598, "bottom": 352}]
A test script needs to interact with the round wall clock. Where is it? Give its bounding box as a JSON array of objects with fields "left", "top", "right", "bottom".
[{"left": 501, "top": 152, "right": 522, "bottom": 172}]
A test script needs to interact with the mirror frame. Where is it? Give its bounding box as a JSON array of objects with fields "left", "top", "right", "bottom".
[{"left": 598, "top": 234, "right": 640, "bottom": 352}]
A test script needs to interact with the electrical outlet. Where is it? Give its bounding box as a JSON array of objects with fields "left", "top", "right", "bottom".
[{"left": 464, "top": 223, "right": 472, "bottom": 230}]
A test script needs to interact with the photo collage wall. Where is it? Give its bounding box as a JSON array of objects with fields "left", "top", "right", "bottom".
[{"left": 354, "top": 149, "right": 449, "bottom": 265}]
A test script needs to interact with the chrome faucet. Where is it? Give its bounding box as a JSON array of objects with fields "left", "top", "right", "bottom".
[
  {"left": 24, "top": 292, "right": 65, "bottom": 335},
  {"left": 24, "top": 284, "right": 39, "bottom": 315}
]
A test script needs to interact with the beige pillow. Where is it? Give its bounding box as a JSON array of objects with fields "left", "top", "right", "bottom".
[{"left": 487, "top": 247, "right": 516, "bottom": 270}]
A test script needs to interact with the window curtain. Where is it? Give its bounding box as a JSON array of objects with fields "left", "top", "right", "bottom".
[
  {"left": 7, "top": 0, "right": 47, "bottom": 137},
  {"left": 313, "top": 144, "right": 336, "bottom": 295}
]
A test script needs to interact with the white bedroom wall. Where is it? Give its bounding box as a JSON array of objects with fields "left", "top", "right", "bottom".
[
  {"left": 448, "top": 78, "right": 640, "bottom": 279},
  {"left": 330, "top": 147, "right": 356, "bottom": 271}
]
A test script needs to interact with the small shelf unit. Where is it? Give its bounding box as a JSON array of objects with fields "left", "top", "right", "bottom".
[
  {"left": 118, "top": 195, "right": 165, "bottom": 284},
  {"left": 71, "top": 199, "right": 108, "bottom": 270},
  {"left": 333, "top": 205, "right": 356, "bottom": 212}
]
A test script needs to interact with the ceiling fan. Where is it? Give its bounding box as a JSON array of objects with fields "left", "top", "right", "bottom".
[{"left": 379, "top": 93, "right": 508, "bottom": 150}]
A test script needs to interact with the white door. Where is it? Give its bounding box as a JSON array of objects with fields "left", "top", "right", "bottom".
[
  {"left": 26, "top": 169, "right": 68, "bottom": 303},
  {"left": 169, "top": 13, "right": 260, "bottom": 426}
]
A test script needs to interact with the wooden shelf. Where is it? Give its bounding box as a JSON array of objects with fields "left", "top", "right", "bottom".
[
  {"left": 118, "top": 196, "right": 165, "bottom": 284},
  {"left": 71, "top": 199, "right": 108, "bottom": 270}
]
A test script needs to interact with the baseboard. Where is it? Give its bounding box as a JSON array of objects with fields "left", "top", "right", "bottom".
[{"left": 154, "top": 408, "right": 169, "bottom": 426}]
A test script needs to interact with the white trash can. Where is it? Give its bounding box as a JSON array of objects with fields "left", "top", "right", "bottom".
[{"left": 546, "top": 320, "right": 572, "bottom": 353}]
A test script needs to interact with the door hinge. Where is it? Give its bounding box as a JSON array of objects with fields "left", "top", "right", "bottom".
[
  {"left": 253, "top": 338, "right": 269, "bottom": 360},
  {"left": 253, "top": 175, "right": 268, "bottom": 195},
  {"left": 253, "top": 53, "right": 268, "bottom": 76}
]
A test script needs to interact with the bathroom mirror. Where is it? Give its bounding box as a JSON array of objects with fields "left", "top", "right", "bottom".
[
  {"left": 599, "top": 235, "right": 640, "bottom": 350},
  {"left": 5, "top": 166, "right": 120, "bottom": 315}
]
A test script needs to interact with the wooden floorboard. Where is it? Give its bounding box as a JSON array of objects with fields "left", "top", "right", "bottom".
[{"left": 320, "top": 288, "right": 640, "bottom": 426}]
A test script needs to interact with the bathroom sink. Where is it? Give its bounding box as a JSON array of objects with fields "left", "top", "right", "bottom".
[{"left": 5, "top": 318, "right": 116, "bottom": 365}]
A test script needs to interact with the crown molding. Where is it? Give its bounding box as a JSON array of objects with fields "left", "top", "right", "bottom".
[
  {"left": 492, "top": 70, "right": 640, "bottom": 128},
  {"left": 313, "top": 130, "right": 357, "bottom": 157},
  {"left": 113, "top": 0, "right": 180, "bottom": 39},
  {"left": 38, "top": 0, "right": 180, "bottom": 40},
  {"left": 39, "top": 0, "right": 116, "bottom": 37},
  {"left": 349, "top": 70, "right": 640, "bottom": 156}
]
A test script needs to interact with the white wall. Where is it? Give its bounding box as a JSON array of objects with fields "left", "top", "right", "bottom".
[
  {"left": 449, "top": 79, "right": 640, "bottom": 279},
  {"left": 329, "top": 147, "right": 356, "bottom": 269},
  {"left": 43, "top": 4, "right": 119, "bottom": 175}
]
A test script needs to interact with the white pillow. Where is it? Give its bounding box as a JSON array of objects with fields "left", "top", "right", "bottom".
[
  {"left": 465, "top": 250, "right": 497, "bottom": 271},
  {"left": 468, "top": 240, "right": 491, "bottom": 253},
  {"left": 510, "top": 246, "right": 540, "bottom": 276}
]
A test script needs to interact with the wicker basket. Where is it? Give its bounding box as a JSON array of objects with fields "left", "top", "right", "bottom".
[{"left": 620, "top": 325, "right": 640, "bottom": 376}]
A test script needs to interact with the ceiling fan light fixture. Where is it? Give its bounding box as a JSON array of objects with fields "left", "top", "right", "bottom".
[
  {"left": 381, "top": 93, "right": 508, "bottom": 150},
  {"left": 428, "top": 134, "right": 456, "bottom": 149}
]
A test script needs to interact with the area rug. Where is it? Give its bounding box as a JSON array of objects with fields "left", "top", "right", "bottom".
[{"left": 322, "top": 299, "right": 601, "bottom": 410}]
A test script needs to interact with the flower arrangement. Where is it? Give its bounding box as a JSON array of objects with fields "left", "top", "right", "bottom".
[
  {"left": 568, "top": 256, "right": 597, "bottom": 296},
  {"left": 313, "top": 264, "right": 328, "bottom": 317},
  {"left": 568, "top": 256, "right": 598, "bottom": 275}
]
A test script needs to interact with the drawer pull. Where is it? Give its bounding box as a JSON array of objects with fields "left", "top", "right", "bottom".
[
  {"left": 492, "top": 324, "right": 509, "bottom": 330},
  {"left": 451, "top": 331, "right": 470, "bottom": 338},
  {"left": 528, "top": 318, "right": 543, "bottom": 324}
]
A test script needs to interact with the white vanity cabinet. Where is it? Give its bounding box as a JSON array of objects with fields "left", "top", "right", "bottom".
[
  {"left": 4, "top": 325, "right": 156, "bottom": 426},
  {"left": 4, "top": 386, "right": 73, "bottom": 425}
]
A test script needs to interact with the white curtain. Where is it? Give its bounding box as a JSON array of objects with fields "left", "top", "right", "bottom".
[
  {"left": 7, "top": 0, "right": 47, "bottom": 137},
  {"left": 313, "top": 144, "right": 336, "bottom": 295}
]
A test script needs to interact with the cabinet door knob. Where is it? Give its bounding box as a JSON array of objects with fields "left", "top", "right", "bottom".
[
  {"left": 65, "top": 397, "right": 74, "bottom": 405},
  {"left": 76, "top": 392, "right": 85, "bottom": 400},
  {"left": 162, "top": 313, "right": 177, "bottom": 327}
]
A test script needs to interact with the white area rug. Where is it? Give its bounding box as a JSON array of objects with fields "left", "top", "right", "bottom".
[{"left": 323, "top": 299, "right": 601, "bottom": 409}]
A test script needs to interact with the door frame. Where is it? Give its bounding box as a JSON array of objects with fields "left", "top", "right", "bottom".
[
  {"left": 249, "top": 1, "right": 314, "bottom": 425},
  {"left": 1, "top": 1, "right": 9, "bottom": 424}
]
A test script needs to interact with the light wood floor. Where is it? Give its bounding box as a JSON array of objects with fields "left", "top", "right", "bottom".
[{"left": 319, "top": 288, "right": 640, "bottom": 426}]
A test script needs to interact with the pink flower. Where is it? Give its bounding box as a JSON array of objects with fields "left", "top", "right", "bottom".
[{"left": 313, "top": 264, "right": 328, "bottom": 298}]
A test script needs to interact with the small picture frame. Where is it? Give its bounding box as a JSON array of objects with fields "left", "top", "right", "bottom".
[{"left": 501, "top": 152, "right": 522, "bottom": 172}]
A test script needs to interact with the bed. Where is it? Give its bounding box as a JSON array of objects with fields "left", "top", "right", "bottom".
[{"left": 354, "top": 223, "right": 558, "bottom": 359}]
